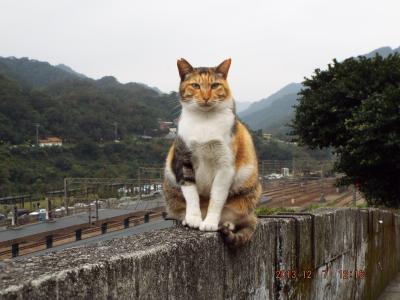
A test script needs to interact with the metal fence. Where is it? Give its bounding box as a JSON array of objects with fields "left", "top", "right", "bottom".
[
  {"left": 1, "top": 160, "right": 341, "bottom": 227},
  {"left": 258, "top": 159, "right": 335, "bottom": 178}
]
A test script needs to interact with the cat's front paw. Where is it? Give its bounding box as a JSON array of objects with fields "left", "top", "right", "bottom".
[
  {"left": 182, "top": 214, "right": 202, "bottom": 229},
  {"left": 199, "top": 217, "right": 219, "bottom": 231}
]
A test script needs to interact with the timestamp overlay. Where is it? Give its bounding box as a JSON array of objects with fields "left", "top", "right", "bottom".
[{"left": 274, "top": 268, "right": 367, "bottom": 280}]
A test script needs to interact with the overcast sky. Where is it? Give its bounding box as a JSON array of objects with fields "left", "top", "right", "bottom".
[{"left": 1, "top": 0, "right": 399, "bottom": 102}]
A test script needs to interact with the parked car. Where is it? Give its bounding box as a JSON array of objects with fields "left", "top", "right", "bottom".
[
  {"left": 90, "top": 200, "right": 105, "bottom": 207},
  {"left": 265, "top": 173, "right": 283, "bottom": 180},
  {"left": 8, "top": 209, "right": 30, "bottom": 218},
  {"left": 55, "top": 206, "right": 66, "bottom": 213}
]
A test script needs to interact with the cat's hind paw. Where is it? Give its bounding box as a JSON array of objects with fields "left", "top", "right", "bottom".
[
  {"left": 222, "top": 221, "right": 236, "bottom": 231},
  {"left": 182, "top": 214, "right": 202, "bottom": 229}
]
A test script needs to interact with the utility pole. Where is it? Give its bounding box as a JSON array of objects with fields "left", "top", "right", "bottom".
[
  {"left": 113, "top": 122, "right": 118, "bottom": 141},
  {"left": 35, "top": 124, "right": 40, "bottom": 145},
  {"left": 64, "top": 178, "right": 69, "bottom": 216},
  {"left": 352, "top": 185, "right": 357, "bottom": 205},
  {"left": 292, "top": 158, "right": 295, "bottom": 177},
  {"left": 138, "top": 168, "right": 142, "bottom": 200}
]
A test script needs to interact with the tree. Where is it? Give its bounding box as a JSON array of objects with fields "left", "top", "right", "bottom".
[
  {"left": 75, "top": 140, "right": 99, "bottom": 158},
  {"left": 292, "top": 54, "right": 400, "bottom": 207}
]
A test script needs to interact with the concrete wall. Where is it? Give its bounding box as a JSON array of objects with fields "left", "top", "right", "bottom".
[{"left": 0, "top": 208, "right": 399, "bottom": 300}]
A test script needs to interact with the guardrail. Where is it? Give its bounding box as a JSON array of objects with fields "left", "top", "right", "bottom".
[{"left": 0, "top": 209, "right": 166, "bottom": 259}]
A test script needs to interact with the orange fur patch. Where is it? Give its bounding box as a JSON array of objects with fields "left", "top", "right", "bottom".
[
  {"left": 179, "top": 68, "right": 231, "bottom": 104},
  {"left": 231, "top": 121, "right": 259, "bottom": 184}
]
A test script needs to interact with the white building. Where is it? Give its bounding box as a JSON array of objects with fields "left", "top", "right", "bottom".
[{"left": 39, "top": 137, "right": 63, "bottom": 147}]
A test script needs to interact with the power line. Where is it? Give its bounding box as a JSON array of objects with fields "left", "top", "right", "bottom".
[{"left": 35, "top": 124, "right": 40, "bottom": 145}]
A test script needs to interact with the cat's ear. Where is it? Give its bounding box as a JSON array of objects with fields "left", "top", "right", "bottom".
[
  {"left": 177, "top": 58, "right": 194, "bottom": 81},
  {"left": 216, "top": 58, "right": 231, "bottom": 79}
]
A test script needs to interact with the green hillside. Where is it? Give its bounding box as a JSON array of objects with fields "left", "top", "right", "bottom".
[
  {"left": 0, "top": 138, "right": 170, "bottom": 196},
  {"left": 0, "top": 57, "right": 79, "bottom": 89},
  {"left": 240, "top": 92, "right": 298, "bottom": 138},
  {"left": 239, "top": 82, "right": 301, "bottom": 119},
  {"left": 0, "top": 55, "right": 333, "bottom": 196},
  {"left": 0, "top": 56, "right": 179, "bottom": 144}
]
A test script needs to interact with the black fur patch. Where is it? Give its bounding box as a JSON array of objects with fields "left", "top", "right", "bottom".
[
  {"left": 171, "top": 136, "right": 195, "bottom": 185},
  {"left": 196, "top": 67, "right": 210, "bottom": 75},
  {"left": 231, "top": 100, "right": 237, "bottom": 115},
  {"left": 228, "top": 184, "right": 258, "bottom": 198},
  {"left": 231, "top": 119, "right": 237, "bottom": 136}
]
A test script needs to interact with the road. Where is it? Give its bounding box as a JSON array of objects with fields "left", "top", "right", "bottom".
[
  {"left": 11, "top": 219, "right": 174, "bottom": 260},
  {"left": 0, "top": 197, "right": 166, "bottom": 243}
]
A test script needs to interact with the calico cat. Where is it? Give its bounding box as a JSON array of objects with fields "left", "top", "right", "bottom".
[{"left": 163, "top": 58, "right": 261, "bottom": 247}]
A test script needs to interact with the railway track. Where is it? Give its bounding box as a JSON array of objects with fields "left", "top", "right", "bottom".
[
  {"left": 0, "top": 210, "right": 164, "bottom": 260},
  {"left": 330, "top": 190, "right": 356, "bottom": 207},
  {"left": 1, "top": 177, "right": 347, "bottom": 260},
  {"left": 261, "top": 178, "right": 337, "bottom": 208}
]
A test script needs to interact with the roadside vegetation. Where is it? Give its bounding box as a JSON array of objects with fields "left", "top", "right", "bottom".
[{"left": 292, "top": 54, "right": 400, "bottom": 208}]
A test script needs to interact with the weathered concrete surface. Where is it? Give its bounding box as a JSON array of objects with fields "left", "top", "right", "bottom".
[
  {"left": 0, "top": 208, "right": 399, "bottom": 300},
  {"left": 379, "top": 272, "right": 400, "bottom": 300}
]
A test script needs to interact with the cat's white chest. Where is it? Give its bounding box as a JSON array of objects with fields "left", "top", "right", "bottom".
[
  {"left": 178, "top": 108, "right": 235, "bottom": 196},
  {"left": 178, "top": 107, "right": 234, "bottom": 145},
  {"left": 179, "top": 112, "right": 233, "bottom": 144},
  {"left": 192, "top": 140, "right": 230, "bottom": 195}
]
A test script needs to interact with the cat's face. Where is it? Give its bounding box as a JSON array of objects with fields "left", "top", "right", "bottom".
[{"left": 177, "top": 58, "right": 232, "bottom": 111}]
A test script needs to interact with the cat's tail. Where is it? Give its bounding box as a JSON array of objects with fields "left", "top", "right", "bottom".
[{"left": 220, "top": 215, "right": 257, "bottom": 248}]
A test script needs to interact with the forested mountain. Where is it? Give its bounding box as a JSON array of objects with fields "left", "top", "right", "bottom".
[
  {"left": 239, "top": 83, "right": 301, "bottom": 138},
  {"left": 0, "top": 57, "right": 79, "bottom": 89},
  {"left": 240, "top": 92, "right": 298, "bottom": 137},
  {"left": 0, "top": 55, "right": 333, "bottom": 195},
  {"left": 55, "top": 64, "right": 87, "bottom": 78},
  {"left": 0, "top": 56, "right": 179, "bottom": 144},
  {"left": 235, "top": 101, "right": 252, "bottom": 113},
  {"left": 239, "top": 83, "right": 301, "bottom": 119},
  {"left": 362, "top": 46, "right": 400, "bottom": 58},
  {"left": 239, "top": 46, "right": 400, "bottom": 137}
]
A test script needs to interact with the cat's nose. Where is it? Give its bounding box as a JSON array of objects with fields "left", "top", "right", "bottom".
[{"left": 203, "top": 94, "right": 210, "bottom": 101}]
